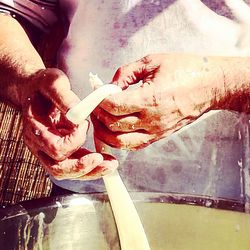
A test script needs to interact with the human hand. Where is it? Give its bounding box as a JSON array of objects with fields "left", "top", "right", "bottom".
[
  {"left": 20, "top": 68, "right": 118, "bottom": 180},
  {"left": 92, "top": 53, "right": 228, "bottom": 150}
]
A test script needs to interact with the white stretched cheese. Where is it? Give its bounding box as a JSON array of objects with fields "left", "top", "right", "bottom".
[
  {"left": 66, "top": 73, "right": 150, "bottom": 250},
  {"left": 66, "top": 74, "right": 122, "bottom": 124}
]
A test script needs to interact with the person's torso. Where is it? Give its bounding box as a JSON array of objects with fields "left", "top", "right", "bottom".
[{"left": 58, "top": 0, "right": 250, "bottom": 99}]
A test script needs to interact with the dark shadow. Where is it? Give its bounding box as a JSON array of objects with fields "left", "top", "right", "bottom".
[
  {"left": 244, "top": 0, "right": 250, "bottom": 5},
  {"left": 201, "top": 0, "right": 235, "bottom": 20}
]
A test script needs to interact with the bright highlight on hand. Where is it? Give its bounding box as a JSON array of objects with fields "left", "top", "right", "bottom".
[
  {"left": 21, "top": 68, "right": 118, "bottom": 180},
  {"left": 92, "top": 53, "right": 249, "bottom": 150}
]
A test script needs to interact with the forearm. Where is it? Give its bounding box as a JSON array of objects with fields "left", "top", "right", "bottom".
[
  {"left": 0, "top": 14, "right": 45, "bottom": 109},
  {"left": 174, "top": 55, "right": 250, "bottom": 116}
]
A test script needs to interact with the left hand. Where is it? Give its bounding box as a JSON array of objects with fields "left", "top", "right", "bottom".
[
  {"left": 21, "top": 68, "right": 118, "bottom": 180},
  {"left": 91, "top": 53, "right": 227, "bottom": 150}
]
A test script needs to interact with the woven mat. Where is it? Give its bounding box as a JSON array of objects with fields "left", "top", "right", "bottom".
[
  {"left": 0, "top": 20, "right": 67, "bottom": 207},
  {"left": 0, "top": 101, "right": 52, "bottom": 207}
]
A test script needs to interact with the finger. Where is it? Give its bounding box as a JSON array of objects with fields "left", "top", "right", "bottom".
[
  {"left": 23, "top": 132, "right": 41, "bottom": 157},
  {"left": 112, "top": 60, "right": 145, "bottom": 89},
  {"left": 24, "top": 117, "right": 89, "bottom": 161},
  {"left": 92, "top": 114, "right": 154, "bottom": 150},
  {"left": 75, "top": 153, "right": 119, "bottom": 180},
  {"left": 72, "top": 166, "right": 107, "bottom": 181},
  {"left": 92, "top": 106, "right": 143, "bottom": 132},
  {"left": 37, "top": 68, "right": 80, "bottom": 113},
  {"left": 99, "top": 88, "right": 146, "bottom": 115},
  {"left": 112, "top": 54, "right": 161, "bottom": 88},
  {"left": 37, "top": 148, "right": 104, "bottom": 180}
]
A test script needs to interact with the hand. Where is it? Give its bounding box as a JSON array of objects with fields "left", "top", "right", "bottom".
[
  {"left": 92, "top": 53, "right": 229, "bottom": 150},
  {"left": 20, "top": 68, "right": 118, "bottom": 180}
]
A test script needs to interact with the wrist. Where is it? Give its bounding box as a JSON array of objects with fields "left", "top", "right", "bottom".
[
  {"left": 18, "top": 69, "right": 46, "bottom": 110},
  {"left": 210, "top": 57, "right": 250, "bottom": 113},
  {"left": 173, "top": 58, "right": 223, "bottom": 118}
]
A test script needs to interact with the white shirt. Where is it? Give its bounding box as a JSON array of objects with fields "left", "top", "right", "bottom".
[
  {"left": 58, "top": 0, "right": 250, "bottom": 99},
  {"left": 54, "top": 0, "right": 250, "bottom": 202}
]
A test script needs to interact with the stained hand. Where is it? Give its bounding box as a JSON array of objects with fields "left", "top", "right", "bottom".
[
  {"left": 92, "top": 54, "right": 226, "bottom": 150},
  {"left": 20, "top": 68, "right": 118, "bottom": 180}
]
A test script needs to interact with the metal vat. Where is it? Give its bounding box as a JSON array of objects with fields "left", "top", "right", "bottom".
[{"left": 0, "top": 193, "right": 250, "bottom": 250}]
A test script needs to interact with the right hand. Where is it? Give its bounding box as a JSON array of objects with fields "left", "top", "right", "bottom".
[
  {"left": 20, "top": 68, "right": 118, "bottom": 180},
  {"left": 92, "top": 53, "right": 248, "bottom": 150},
  {"left": 92, "top": 54, "right": 218, "bottom": 150}
]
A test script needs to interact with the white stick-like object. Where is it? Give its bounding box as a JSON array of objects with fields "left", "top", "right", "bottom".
[
  {"left": 106, "top": 174, "right": 150, "bottom": 249},
  {"left": 66, "top": 83, "right": 122, "bottom": 124},
  {"left": 104, "top": 168, "right": 151, "bottom": 249},
  {"left": 66, "top": 73, "right": 150, "bottom": 250}
]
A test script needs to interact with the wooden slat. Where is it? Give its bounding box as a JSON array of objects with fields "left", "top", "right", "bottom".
[{"left": 0, "top": 102, "right": 52, "bottom": 207}]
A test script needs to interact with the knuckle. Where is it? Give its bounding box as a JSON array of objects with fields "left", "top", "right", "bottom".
[
  {"left": 149, "top": 119, "right": 163, "bottom": 133},
  {"left": 115, "top": 67, "right": 123, "bottom": 77},
  {"left": 114, "top": 65, "right": 129, "bottom": 78},
  {"left": 104, "top": 100, "right": 120, "bottom": 115},
  {"left": 141, "top": 54, "right": 152, "bottom": 64},
  {"left": 49, "top": 163, "right": 64, "bottom": 178},
  {"left": 54, "top": 151, "right": 66, "bottom": 161},
  {"left": 113, "top": 66, "right": 130, "bottom": 87},
  {"left": 117, "top": 137, "right": 131, "bottom": 150},
  {"left": 107, "top": 119, "right": 120, "bottom": 132},
  {"left": 49, "top": 142, "right": 66, "bottom": 161},
  {"left": 40, "top": 68, "right": 70, "bottom": 90},
  {"left": 54, "top": 154, "right": 66, "bottom": 161}
]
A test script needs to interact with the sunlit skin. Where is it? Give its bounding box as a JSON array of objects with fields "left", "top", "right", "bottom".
[
  {"left": 92, "top": 53, "right": 250, "bottom": 150},
  {"left": 0, "top": 14, "right": 118, "bottom": 180},
  {"left": 20, "top": 69, "right": 118, "bottom": 180},
  {"left": 1, "top": 12, "right": 250, "bottom": 179}
]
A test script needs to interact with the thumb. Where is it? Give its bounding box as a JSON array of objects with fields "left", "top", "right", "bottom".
[
  {"left": 112, "top": 55, "right": 160, "bottom": 89},
  {"left": 38, "top": 68, "right": 80, "bottom": 113}
]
